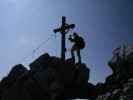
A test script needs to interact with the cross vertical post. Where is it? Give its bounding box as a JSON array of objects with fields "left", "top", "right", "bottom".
[{"left": 54, "top": 16, "right": 75, "bottom": 61}]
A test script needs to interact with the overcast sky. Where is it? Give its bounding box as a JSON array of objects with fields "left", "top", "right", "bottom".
[{"left": 0, "top": 0, "right": 133, "bottom": 84}]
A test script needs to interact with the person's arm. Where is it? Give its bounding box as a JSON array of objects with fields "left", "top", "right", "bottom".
[{"left": 68, "top": 35, "right": 75, "bottom": 42}]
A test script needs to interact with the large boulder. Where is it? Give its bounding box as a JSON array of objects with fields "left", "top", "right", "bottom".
[{"left": 29, "top": 53, "right": 91, "bottom": 99}]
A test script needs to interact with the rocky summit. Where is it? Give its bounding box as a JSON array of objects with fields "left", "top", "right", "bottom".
[
  {"left": 0, "top": 45, "right": 133, "bottom": 100},
  {"left": 0, "top": 53, "right": 95, "bottom": 100}
]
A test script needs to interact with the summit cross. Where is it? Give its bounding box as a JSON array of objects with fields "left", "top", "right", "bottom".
[{"left": 54, "top": 16, "right": 75, "bottom": 61}]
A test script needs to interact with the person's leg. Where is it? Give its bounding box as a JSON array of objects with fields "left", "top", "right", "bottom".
[
  {"left": 71, "top": 45, "right": 76, "bottom": 63},
  {"left": 77, "top": 49, "right": 81, "bottom": 63}
]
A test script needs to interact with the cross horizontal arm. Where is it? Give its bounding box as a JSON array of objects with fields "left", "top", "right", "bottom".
[
  {"left": 53, "top": 28, "right": 61, "bottom": 33},
  {"left": 53, "top": 24, "right": 75, "bottom": 34}
]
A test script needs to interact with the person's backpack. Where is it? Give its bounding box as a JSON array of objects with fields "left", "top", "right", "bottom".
[{"left": 78, "top": 36, "right": 85, "bottom": 49}]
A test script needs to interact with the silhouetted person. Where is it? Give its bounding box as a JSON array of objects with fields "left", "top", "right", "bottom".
[{"left": 68, "top": 32, "right": 85, "bottom": 63}]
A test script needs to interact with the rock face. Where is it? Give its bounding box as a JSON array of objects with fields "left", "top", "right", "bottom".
[
  {"left": 96, "top": 78, "right": 133, "bottom": 100},
  {"left": 0, "top": 53, "right": 94, "bottom": 100},
  {"left": 108, "top": 45, "right": 133, "bottom": 84},
  {"left": 96, "top": 45, "right": 133, "bottom": 100}
]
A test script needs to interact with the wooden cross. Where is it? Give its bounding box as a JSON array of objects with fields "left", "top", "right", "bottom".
[{"left": 54, "top": 16, "right": 75, "bottom": 61}]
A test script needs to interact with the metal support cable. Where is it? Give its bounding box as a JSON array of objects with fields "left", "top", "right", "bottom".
[{"left": 19, "top": 34, "right": 55, "bottom": 63}]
